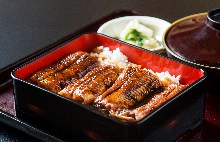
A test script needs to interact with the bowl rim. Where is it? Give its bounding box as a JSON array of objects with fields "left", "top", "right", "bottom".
[
  {"left": 97, "top": 15, "right": 171, "bottom": 52},
  {"left": 97, "top": 15, "right": 171, "bottom": 33},
  {"left": 163, "top": 12, "right": 220, "bottom": 70}
]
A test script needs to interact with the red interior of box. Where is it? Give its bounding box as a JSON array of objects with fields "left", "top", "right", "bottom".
[{"left": 14, "top": 33, "right": 204, "bottom": 85}]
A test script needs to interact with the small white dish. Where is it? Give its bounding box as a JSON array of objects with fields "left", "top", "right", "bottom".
[{"left": 97, "top": 16, "right": 171, "bottom": 52}]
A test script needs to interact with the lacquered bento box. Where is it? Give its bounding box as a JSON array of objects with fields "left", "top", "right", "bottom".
[{"left": 12, "top": 33, "right": 206, "bottom": 142}]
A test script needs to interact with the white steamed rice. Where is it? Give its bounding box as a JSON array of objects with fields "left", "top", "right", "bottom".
[
  {"left": 90, "top": 46, "right": 181, "bottom": 84},
  {"left": 90, "top": 46, "right": 129, "bottom": 68}
]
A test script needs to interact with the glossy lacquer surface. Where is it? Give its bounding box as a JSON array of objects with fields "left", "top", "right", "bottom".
[
  {"left": 164, "top": 9, "right": 220, "bottom": 105},
  {"left": 166, "top": 11, "right": 220, "bottom": 68}
]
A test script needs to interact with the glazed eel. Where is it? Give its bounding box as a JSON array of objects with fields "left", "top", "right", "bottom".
[{"left": 28, "top": 52, "right": 99, "bottom": 92}]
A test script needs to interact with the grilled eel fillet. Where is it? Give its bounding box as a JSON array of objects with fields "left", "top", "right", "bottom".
[
  {"left": 28, "top": 52, "right": 99, "bottom": 93},
  {"left": 59, "top": 66, "right": 119, "bottom": 104},
  {"left": 29, "top": 52, "right": 87, "bottom": 83},
  {"left": 95, "top": 65, "right": 163, "bottom": 110},
  {"left": 109, "top": 83, "right": 188, "bottom": 121}
]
